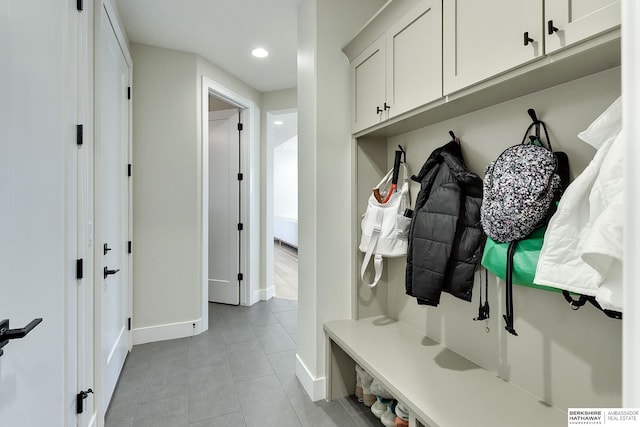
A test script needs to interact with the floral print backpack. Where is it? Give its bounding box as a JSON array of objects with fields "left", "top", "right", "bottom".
[
  {"left": 480, "top": 109, "right": 569, "bottom": 335},
  {"left": 481, "top": 109, "right": 568, "bottom": 243}
]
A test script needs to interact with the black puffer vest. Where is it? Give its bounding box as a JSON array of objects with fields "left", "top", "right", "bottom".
[{"left": 405, "top": 141, "right": 485, "bottom": 306}]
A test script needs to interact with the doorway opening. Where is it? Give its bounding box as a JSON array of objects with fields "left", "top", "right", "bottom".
[
  {"left": 268, "top": 111, "right": 298, "bottom": 301},
  {"left": 201, "top": 76, "right": 260, "bottom": 332}
]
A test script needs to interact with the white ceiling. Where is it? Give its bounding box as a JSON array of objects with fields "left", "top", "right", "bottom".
[{"left": 115, "top": 0, "right": 300, "bottom": 93}]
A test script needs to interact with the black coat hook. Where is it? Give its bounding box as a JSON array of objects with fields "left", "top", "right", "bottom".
[
  {"left": 397, "top": 145, "right": 406, "bottom": 163},
  {"left": 449, "top": 131, "right": 461, "bottom": 145},
  {"left": 527, "top": 108, "right": 540, "bottom": 123}
]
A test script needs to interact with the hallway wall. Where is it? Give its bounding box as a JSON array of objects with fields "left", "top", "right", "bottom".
[{"left": 131, "top": 43, "right": 261, "bottom": 343}]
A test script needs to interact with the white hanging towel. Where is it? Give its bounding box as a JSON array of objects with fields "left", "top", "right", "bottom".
[{"left": 534, "top": 97, "right": 623, "bottom": 312}]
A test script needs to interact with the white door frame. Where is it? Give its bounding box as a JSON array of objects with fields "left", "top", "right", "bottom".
[
  {"left": 201, "top": 77, "right": 259, "bottom": 328},
  {"left": 93, "top": 0, "right": 133, "bottom": 422}
]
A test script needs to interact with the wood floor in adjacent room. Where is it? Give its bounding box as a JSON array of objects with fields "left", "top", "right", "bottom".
[{"left": 274, "top": 241, "right": 298, "bottom": 301}]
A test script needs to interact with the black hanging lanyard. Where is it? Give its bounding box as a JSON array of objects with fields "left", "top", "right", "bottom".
[{"left": 473, "top": 267, "right": 490, "bottom": 333}]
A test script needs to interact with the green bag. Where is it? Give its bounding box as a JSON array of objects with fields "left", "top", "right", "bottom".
[{"left": 481, "top": 226, "right": 559, "bottom": 293}]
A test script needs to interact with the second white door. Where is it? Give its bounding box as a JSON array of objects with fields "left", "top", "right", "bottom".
[
  {"left": 97, "top": 4, "right": 131, "bottom": 413},
  {"left": 209, "top": 109, "right": 241, "bottom": 305}
]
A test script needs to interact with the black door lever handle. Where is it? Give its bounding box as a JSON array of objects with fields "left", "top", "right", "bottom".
[
  {"left": 0, "top": 318, "right": 43, "bottom": 340},
  {"left": 104, "top": 266, "right": 120, "bottom": 279},
  {"left": 0, "top": 318, "right": 43, "bottom": 357}
]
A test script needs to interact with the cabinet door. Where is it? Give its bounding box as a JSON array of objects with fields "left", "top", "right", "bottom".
[
  {"left": 545, "top": 0, "right": 620, "bottom": 54},
  {"left": 443, "top": 0, "right": 542, "bottom": 95},
  {"left": 386, "top": 0, "right": 442, "bottom": 119},
  {"left": 352, "top": 37, "right": 386, "bottom": 133}
]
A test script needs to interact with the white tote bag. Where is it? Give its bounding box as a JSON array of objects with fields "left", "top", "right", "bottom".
[{"left": 359, "top": 163, "right": 411, "bottom": 288}]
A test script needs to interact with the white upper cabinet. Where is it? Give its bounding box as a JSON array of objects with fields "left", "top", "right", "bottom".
[
  {"left": 351, "top": 0, "right": 442, "bottom": 133},
  {"left": 545, "top": 0, "right": 620, "bottom": 54},
  {"left": 346, "top": 0, "right": 620, "bottom": 135},
  {"left": 352, "top": 37, "right": 386, "bottom": 133},
  {"left": 443, "top": 0, "right": 543, "bottom": 95},
  {"left": 386, "top": 0, "right": 442, "bottom": 119}
]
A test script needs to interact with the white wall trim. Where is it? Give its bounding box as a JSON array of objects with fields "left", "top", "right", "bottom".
[
  {"left": 255, "top": 286, "right": 276, "bottom": 303},
  {"left": 296, "top": 353, "right": 327, "bottom": 402},
  {"left": 132, "top": 319, "right": 203, "bottom": 345},
  {"left": 87, "top": 413, "right": 97, "bottom": 427},
  {"left": 622, "top": 0, "right": 640, "bottom": 408},
  {"left": 201, "top": 76, "right": 260, "bottom": 327}
]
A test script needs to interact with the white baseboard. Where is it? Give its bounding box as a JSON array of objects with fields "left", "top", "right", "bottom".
[
  {"left": 296, "top": 353, "right": 326, "bottom": 401},
  {"left": 255, "top": 286, "right": 276, "bottom": 302},
  {"left": 132, "top": 318, "right": 203, "bottom": 345}
]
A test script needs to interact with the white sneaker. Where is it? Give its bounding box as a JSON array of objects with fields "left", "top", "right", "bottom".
[
  {"left": 359, "top": 368, "right": 375, "bottom": 407},
  {"left": 395, "top": 401, "right": 409, "bottom": 421},
  {"left": 370, "top": 378, "right": 394, "bottom": 399},
  {"left": 381, "top": 401, "right": 397, "bottom": 427},
  {"left": 371, "top": 397, "right": 392, "bottom": 418}
]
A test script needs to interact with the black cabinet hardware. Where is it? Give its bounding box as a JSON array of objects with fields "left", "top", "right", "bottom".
[
  {"left": 376, "top": 106, "right": 382, "bottom": 114},
  {"left": 547, "top": 20, "right": 559, "bottom": 35},
  {"left": 104, "top": 267, "right": 120, "bottom": 279},
  {"left": 103, "top": 243, "right": 112, "bottom": 255},
  {"left": 76, "top": 388, "right": 94, "bottom": 414},
  {"left": 524, "top": 32, "right": 534, "bottom": 46},
  {"left": 384, "top": 102, "right": 390, "bottom": 110}
]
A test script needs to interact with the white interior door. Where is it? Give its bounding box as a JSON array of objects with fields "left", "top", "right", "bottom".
[
  {"left": 0, "top": 1, "right": 80, "bottom": 426},
  {"left": 209, "top": 109, "right": 241, "bottom": 305},
  {"left": 97, "top": 5, "right": 130, "bottom": 412}
]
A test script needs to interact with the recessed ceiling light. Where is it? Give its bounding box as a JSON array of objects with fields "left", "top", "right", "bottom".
[
  {"left": 251, "top": 48, "right": 269, "bottom": 58},
  {"left": 273, "top": 120, "right": 284, "bottom": 125}
]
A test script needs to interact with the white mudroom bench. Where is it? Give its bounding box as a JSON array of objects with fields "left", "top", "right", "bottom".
[{"left": 324, "top": 317, "right": 566, "bottom": 427}]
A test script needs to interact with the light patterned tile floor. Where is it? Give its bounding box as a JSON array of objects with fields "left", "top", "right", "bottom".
[{"left": 105, "top": 299, "right": 382, "bottom": 427}]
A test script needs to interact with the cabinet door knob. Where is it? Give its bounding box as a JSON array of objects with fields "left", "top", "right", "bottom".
[
  {"left": 523, "top": 32, "right": 534, "bottom": 46},
  {"left": 547, "top": 20, "right": 559, "bottom": 35},
  {"left": 376, "top": 106, "right": 382, "bottom": 114}
]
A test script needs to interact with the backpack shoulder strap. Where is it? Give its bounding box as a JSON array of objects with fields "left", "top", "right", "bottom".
[
  {"left": 503, "top": 240, "right": 519, "bottom": 336},
  {"left": 562, "top": 291, "right": 623, "bottom": 319}
]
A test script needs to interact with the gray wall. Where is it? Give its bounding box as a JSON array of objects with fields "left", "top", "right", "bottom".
[{"left": 131, "top": 43, "right": 200, "bottom": 332}]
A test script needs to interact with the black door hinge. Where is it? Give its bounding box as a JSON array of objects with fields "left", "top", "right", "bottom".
[
  {"left": 237, "top": 123, "right": 243, "bottom": 131},
  {"left": 237, "top": 223, "right": 244, "bottom": 231},
  {"left": 128, "top": 241, "right": 132, "bottom": 254},
  {"left": 127, "top": 317, "right": 131, "bottom": 331},
  {"left": 127, "top": 87, "right": 131, "bottom": 100},
  {"left": 237, "top": 173, "right": 243, "bottom": 181},
  {"left": 77, "top": 0, "right": 83, "bottom": 12},
  {"left": 237, "top": 273, "right": 244, "bottom": 281},
  {"left": 76, "top": 388, "right": 93, "bottom": 414},
  {"left": 127, "top": 164, "right": 132, "bottom": 177},
  {"left": 76, "top": 259, "right": 83, "bottom": 280},
  {"left": 76, "top": 124, "right": 83, "bottom": 146}
]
